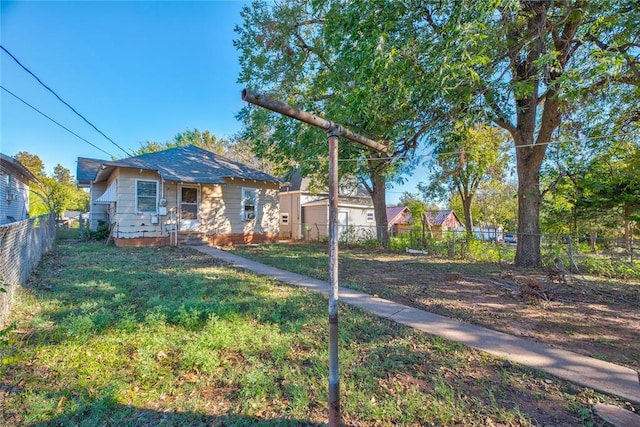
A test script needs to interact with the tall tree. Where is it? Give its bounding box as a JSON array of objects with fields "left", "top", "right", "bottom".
[
  {"left": 419, "top": 123, "right": 510, "bottom": 234},
  {"left": 236, "top": 0, "right": 639, "bottom": 264},
  {"left": 474, "top": 179, "right": 518, "bottom": 233},
  {"left": 14, "top": 153, "right": 89, "bottom": 219},
  {"left": 235, "top": 0, "right": 438, "bottom": 246},
  {"left": 134, "top": 128, "right": 229, "bottom": 155},
  {"left": 14, "top": 151, "right": 45, "bottom": 180},
  {"left": 577, "top": 141, "right": 640, "bottom": 246},
  {"left": 418, "top": 0, "right": 592, "bottom": 266}
]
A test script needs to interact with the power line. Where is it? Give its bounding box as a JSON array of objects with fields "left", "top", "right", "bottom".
[
  {"left": 335, "top": 131, "right": 638, "bottom": 162},
  {"left": 0, "top": 45, "right": 133, "bottom": 157},
  {"left": 1, "top": 85, "right": 117, "bottom": 159}
]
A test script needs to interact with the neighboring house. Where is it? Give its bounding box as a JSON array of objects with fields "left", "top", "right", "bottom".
[
  {"left": 385, "top": 207, "right": 463, "bottom": 238},
  {"left": 77, "top": 145, "right": 280, "bottom": 247},
  {"left": 424, "top": 210, "right": 464, "bottom": 237},
  {"left": 279, "top": 168, "right": 375, "bottom": 240},
  {"left": 0, "top": 153, "right": 39, "bottom": 225},
  {"left": 386, "top": 206, "right": 413, "bottom": 236}
]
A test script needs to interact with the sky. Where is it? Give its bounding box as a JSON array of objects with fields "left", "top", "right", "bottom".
[{"left": 1, "top": 0, "right": 423, "bottom": 204}]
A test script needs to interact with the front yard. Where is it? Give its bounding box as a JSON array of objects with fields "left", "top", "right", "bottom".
[
  {"left": 0, "top": 238, "right": 636, "bottom": 425},
  {"left": 233, "top": 242, "right": 640, "bottom": 372}
]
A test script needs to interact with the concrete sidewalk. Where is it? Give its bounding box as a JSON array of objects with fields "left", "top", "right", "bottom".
[{"left": 194, "top": 246, "right": 640, "bottom": 405}]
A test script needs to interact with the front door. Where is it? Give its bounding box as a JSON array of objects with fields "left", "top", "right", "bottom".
[{"left": 179, "top": 186, "right": 199, "bottom": 231}]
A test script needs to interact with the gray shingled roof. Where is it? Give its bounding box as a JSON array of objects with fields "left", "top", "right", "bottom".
[
  {"left": 77, "top": 157, "right": 107, "bottom": 186},
  {"left": 90, "top": 145, "right": 278, "bottom": 185}
]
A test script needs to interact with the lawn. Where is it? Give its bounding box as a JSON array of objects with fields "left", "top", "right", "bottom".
[
  {"left": 0, "top": 238, "right": 631, "bottom": 426},
  {"left": 232, "top": 242, "right": 640, "bottom": 372}
]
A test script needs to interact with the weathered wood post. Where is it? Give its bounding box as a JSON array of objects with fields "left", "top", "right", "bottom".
[{"left": 241, "top": 88, "right": 387, "bottom": 426}]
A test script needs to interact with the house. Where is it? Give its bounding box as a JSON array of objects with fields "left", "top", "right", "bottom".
[
  {"left": 385, "top": 207, "right": 463, "bottom": 238},
  {"left": 279, "top": 168, "right": 376, "bottom": 240},
  {"left": 0, "top": 153, "right": 39, "bottom": 225},
  {"left": 424, "top": 210, "right": 464, "bottom": 237},
  {"left": 77, "top": 145, "right": 280, "bottom": 247},
  {"left": 386, "top": 206, "right": 413, "bottom": 236}
]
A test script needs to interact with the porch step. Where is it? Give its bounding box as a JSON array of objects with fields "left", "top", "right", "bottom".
[{"left": 178, "top": 232, "right": 209, "bottom": 246}]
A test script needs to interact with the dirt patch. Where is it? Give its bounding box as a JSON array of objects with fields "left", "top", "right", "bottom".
[{"left": 338, "top": 248, "right": 640, "bottom": 372}]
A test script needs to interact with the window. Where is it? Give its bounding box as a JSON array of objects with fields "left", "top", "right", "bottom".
[
  {"left": 242, "top": 188, "right": 258, "bottom": 221},
  {"left": 5, "top": 174, "right": 12, "bottom": 202},
  {"left": 367, "top": 211, "right": 374, "bottom": 222},
  {"left": 281, "top": 213, "right": 289, "bottom": 225},
  {"left": 136, "top": 180, "right": 158, "bottom": 213}
]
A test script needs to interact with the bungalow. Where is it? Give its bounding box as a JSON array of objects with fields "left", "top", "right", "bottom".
[
  {"left": 77, "top": 145, "right": 280, "bottom": 247},
  {"left": 0, "top": 153, "right": 39, "bottom": 225},
  {"left": 279, "top": 168, "right": 375, "bottom": 240}
]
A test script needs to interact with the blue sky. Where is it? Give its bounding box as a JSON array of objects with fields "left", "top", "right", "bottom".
[{"left": 1, "top": 0, "right": 421, "bottom": 203}]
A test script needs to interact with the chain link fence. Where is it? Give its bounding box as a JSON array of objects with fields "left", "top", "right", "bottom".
[
  {"left": 395, "top": 228, "right": 640, "bottom": 278},
  {"left": 283, "top": 223, "right": 639, "bottom": 278},
  {"left": 0, "top": 213, "right": 56, "bottom": 327}
]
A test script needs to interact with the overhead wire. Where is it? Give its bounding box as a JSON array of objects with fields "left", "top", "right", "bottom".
[
  {"left": 1, "top": 85, "right": 117, "bottom": 159},
  {"left": 335, "top": 131, "right": 638, "bottom": 162},
  {"left": 0, "top": 45, "right": 133, "bottom": 157}
]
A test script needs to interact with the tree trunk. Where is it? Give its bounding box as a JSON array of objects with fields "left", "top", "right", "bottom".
[
  {"left": 514, "top": 143, "right": 545, "bottom": 267},
  {"left": 462, "top": 194, "right": 474, "bottom": 235},
  {"left": 368, "top": 166, "right": 389, "bottom": 247}
]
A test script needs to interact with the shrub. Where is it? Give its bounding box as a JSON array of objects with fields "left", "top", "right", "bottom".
[{"left": 85, "top": 220, "right": 110, "bottom": 241}]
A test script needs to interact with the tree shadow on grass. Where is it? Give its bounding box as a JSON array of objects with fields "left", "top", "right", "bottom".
[{"left": 25, "top": 401, "right": 321, "bottom": 427}]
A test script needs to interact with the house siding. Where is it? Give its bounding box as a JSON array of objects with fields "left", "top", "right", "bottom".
[
  {"left": 106, "top": 173, "right": 279, "bottom": 244},
  {"left": 299, "top": 201, "right": 376, "bottom": 241},
  {"left": 89, "top": 181, "right": 109, "bottom": 230},
  {"left": 1, "top": 162, "right": 32, "bottom": 224},
  {"left": 200, "top": 183, "right": 230, "bottom": 235},
  {"left": 219, "top": 181, "right": 279, "bottom": 235},
  {"left": 278, "top": 191, "right": 326, "bottom": 240},
  {"left": 442, "top": 213, "right": 463, "bottom": 229},
  {"left": 110, "top": 169, "right": 164, "bottom": 238},
  {"left": 302, "top": 205, "right": 329, "bottom": 240}
]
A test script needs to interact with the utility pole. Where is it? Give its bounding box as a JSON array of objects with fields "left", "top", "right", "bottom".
[{"left": 242, "top": 88, "right": 387, "bottom": 425}]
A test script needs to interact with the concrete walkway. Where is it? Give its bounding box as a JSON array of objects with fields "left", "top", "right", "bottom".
[{"left": 194, "top": 246, "right": 640, "bottom": 405}]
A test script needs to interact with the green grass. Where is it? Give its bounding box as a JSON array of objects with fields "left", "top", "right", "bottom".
[
  {"left": 55, "top": 227, "right": 82, "bottom": 240},
  {"left": 0, "top": 241, "right": 616, "bottom": 425}
]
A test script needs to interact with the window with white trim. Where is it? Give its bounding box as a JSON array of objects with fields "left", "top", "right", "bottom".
[
  {"left": 366, "top": 211, "right": 374, "bottom": 222},
  {"left": 281, "top": 213, "right": 289, "bottom": 224},
  {"left": 241, "top": 187, "right": 258, "bottom": 221},
  {"left": 136, "top": 180, "right": 158, "bottom": 213}
]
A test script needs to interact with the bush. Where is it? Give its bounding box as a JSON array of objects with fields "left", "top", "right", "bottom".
[
  {"left": 466, "top": 238, "right": 501, "bottom": 263},
  {"left": 85, "top": 220, "right": 110, "bottom": 241}
]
